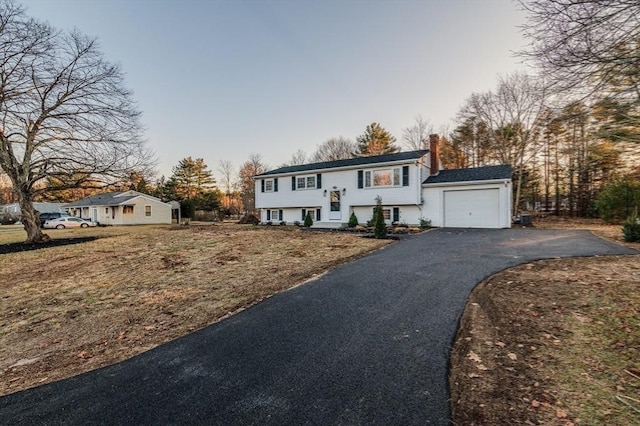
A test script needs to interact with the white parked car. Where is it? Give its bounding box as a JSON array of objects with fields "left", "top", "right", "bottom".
[{"left": 43, "top": 217, "right": 97, "bottom": 229}]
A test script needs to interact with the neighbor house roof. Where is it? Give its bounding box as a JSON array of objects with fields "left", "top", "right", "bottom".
[
  {"left": 422, "top": 164, "right": 512, "bottom": 184},
  {"left": 65, "top": 191, "right": 162, "bottom": 208},
  {"left": 256, "top": 150, "right": 429, "bottom": 177}
]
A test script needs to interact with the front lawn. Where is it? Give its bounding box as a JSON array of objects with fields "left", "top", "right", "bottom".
[{"left": 0, "top": 224, "right": 390, "bottom": 395}]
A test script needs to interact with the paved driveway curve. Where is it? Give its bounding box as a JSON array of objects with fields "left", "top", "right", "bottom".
[{"left": 1, "top": 229, "right": 636, "bottom": 425}]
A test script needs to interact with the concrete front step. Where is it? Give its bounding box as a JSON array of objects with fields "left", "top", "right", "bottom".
[{"left": 311, "top": 222, "right": 346, "bottom": 229}]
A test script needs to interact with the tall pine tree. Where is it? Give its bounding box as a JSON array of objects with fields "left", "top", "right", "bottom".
[
  {"left": 355, "top": 122, "right": 399, "bottom": 156},
  {"left": 171, "top": 157, "right": 216, "bottom": 200}
]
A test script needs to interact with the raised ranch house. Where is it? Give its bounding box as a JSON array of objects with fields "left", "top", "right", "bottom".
[
  {"left": 64, "top": 191, "right": 172, "bottom": 226},
  {"left": 255, "top": 136, "right": 512, "bottom": 229}
]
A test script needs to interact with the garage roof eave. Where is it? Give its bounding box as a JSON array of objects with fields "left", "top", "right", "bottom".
[{"left": 422, "top": 178, "right": 511, "bottom": 188}]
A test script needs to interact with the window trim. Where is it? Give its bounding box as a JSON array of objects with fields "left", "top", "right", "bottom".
[
  {"left": 302, "top": 208, "right": 321, "bottom": 222},
  {"left": 264, "top": 179, "right": 275, "bottom": 192},
  {"left": 372, "top": 207, "right": 392, "bottom": 221},
  {"left": 363, "top": 167, "right": 403, "bottom": 188},
  {"left": 294, "top": 174, "right": 317, "bottom": 190},
  {"left": 145, "top": 205, "right": 152, "bottom": 217}
]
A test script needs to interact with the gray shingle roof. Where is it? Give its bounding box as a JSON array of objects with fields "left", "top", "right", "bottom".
[
  {"left": 64, "top": 191, "right": 142, "bottom": 207},
  {"left": 256, "top": 150, "right": 429, "bottom": 177},
  {"left": 422, "top": 164, "right": 512, "bottom": 184}
]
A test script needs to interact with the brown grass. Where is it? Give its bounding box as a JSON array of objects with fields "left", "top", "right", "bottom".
[
  {"left": 451, "top": 218, "right": 640, "bottom": 425},
  {"left": 0, "top": 223, "right": 390, "bottom": 396}
]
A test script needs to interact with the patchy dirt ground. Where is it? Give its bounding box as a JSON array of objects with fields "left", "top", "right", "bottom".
[
  {"left": 451, "top": 218, "right": 640, "bottom": 425},
  {"left": 0, "top": 224, "right": 390, "bottom": 396}
]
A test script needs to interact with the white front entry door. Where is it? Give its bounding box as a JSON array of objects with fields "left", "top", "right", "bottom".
[{"left": 329, "top": 190, "right": 341, "bottom": 220}]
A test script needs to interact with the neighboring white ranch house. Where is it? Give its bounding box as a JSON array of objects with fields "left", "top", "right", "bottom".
[
  {"left": 255, "top": 136, "right": 512, "bottom": 229},
  {"left": 64, "top": 191, "right": 172, "bottom": 226}
]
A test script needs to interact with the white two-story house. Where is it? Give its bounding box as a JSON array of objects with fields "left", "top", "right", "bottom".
[{"left": 255, "top": 136, "right": 512, "bottom": 229}]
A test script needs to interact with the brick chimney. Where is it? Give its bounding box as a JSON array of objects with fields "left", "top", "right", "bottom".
[{"left": 429, "top": 134, "right": 440, "bottom": 175}]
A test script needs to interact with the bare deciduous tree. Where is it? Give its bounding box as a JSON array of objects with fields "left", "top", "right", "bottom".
[
  {"left": 217, "top": 160, "right": 235, "bottom": 195},
  {"left": 459, "top": 72, "right": 547, "bottom": 214},
  {"left": 520, "top": 0, "right": 640, "bottom": 143},
  {"left": 311, "top": 137, "right": 356, "bottom": 162},
  {"left": 520, "top": 0, "right": 640, "bottom": 96},
  {"left": 238, "top": 154, "right": 267, "bottom": 214},
  {"left": 0, "top": 2, "right": 153, "bottom": 242},
  {"left": 402, "top": 116, "right": 433, "bottom": 151},
  {"left": 279, "top": 149, "right": 308, "bottom": 167}
]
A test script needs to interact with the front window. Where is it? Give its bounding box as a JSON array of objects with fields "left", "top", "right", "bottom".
[
  {"left": 296, "top": 175, "right": 317, "bottom": 190},
  {"left": 145, "top": 206, "right": 152, "bottom": 217},
  {"left": 297, "top": 177, "right": 306, "bottom": 189},
  {"left": 270, "top": 209, "right": 280, "bottom": 221},
  {"left": 123, "top": 205, "right": 133, "bottom": 214},
  {"left": 364, "top": 167, "right": 402, "bottom": 188},
  {"left": 306, "top": 176, "right": 316, "bottom": 188},
  {"left": 372, "top": 207, "right": 391, "bottom": 221},
  {"left": 265, "top": 179, "right": 274, "bottom": 192}
]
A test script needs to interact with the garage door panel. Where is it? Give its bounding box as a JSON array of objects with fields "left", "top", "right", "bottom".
[{"left": 444, "top": 189, "right": 500, "bottom": 228}]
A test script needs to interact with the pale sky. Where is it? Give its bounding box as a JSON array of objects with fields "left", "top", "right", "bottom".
[{"left": 21, "top": 0, "right": 529, "bottom": 179}]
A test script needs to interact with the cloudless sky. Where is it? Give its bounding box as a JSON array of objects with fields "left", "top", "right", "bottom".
[{"left": 21, "top": 0, "right": 529, "bottom": 179}]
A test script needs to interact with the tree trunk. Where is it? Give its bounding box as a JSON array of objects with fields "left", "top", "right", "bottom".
[{"left": 17, "top": 190, "right": 51, "bottom": 243}]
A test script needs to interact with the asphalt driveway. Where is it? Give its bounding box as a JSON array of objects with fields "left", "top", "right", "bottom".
[{"left": 1, "top": 228, "right": 636, "bottom": 425}]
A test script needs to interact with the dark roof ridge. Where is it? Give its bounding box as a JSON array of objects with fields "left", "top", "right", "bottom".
[{"left": 256, "top": 150, "right": 429, "bottom": 177}]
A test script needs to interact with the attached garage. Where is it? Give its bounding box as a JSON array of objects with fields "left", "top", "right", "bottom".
[
  {"left": 444, "top": 189, "right": 500, "bottom": 228},
  {"left": 422, "top": 165, "right": 512, "bottom": 229}
]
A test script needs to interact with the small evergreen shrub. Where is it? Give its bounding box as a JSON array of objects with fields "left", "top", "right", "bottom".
[
  {"left": 348, "top": 212, "right": 359, "bottom": 228},
  {"left": 419, "top": 217, "right": 432, "bottom": 229},
  {"left": 303, "top": 211, "right": 313, "bottom": 227},
  {"left": 622, "top": 213, "right": 640, "bottom": 242},
  {"left": 373, "top": 196, "right": 387, "bottom": 239}
]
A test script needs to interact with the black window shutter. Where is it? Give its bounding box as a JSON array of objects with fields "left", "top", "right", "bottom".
[
  {"left": 261, "top": 179, "right": 265, "bottom": 192},
  {"left": 279, "top": 209, "right": 283, "bottom": 221},
  {"left": 316, "top": 209, "right": 321, "bottom": 221},
  {"left": 393, "top": 207, "right": 400, "bottom": 222},
  {"left": 302, "top": 209, "right": 306, "bottom": 220},
  {"left": 357, "top": 170, "right": 363, "bottom": 188},
  {"left": 274, "top": 178, "right": 278, "bottom": 192},
  {"left": 316, "top": 174, "right": 322, "bottom": 189},
  {"left": 266, "top": 210, "right": 271, "bottom": 221},
  {"left": 292, "top": 176, "right": 296, "bottom": 190},
  {"left": 402, "top": 166, "right": 409, "bottom": 186}
]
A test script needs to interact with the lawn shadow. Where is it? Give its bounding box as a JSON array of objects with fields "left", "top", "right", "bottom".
[{"left": 0, "top": 237, "right": 98, "bottom": 255}]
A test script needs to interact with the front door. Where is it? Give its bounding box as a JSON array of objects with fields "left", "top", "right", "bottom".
[
  {"left": 91, "top": 208, "right": 98, "bottom": 223},
  {"left": 329, "top": 190, "right": 341, "bottom": 220}
]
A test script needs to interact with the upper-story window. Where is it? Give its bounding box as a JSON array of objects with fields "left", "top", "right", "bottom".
[
  {"left": 265, "top": 179, "right": 274, "bottom": 192},
  {"left": 358, "top": 166, "right": 408, "bottom": 189},
  {"left": 295, "top": 175, "right": 317, "bottom": 190},
  {"left": 365, "top": 167, "right": 402, "bottom": 188}
]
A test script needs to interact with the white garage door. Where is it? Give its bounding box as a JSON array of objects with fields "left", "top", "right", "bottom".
[{"left": 444, "top": 189, "right": 500, "bottom": 228}]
